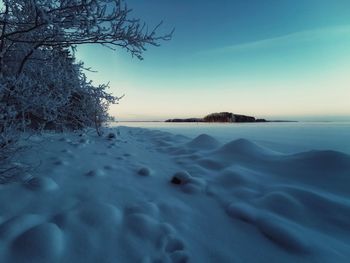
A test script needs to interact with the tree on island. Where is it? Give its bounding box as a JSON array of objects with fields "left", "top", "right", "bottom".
[{"left": 0, "top": 0, "right": 171, "bottom": 179}]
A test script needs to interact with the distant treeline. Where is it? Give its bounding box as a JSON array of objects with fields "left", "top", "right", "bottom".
[{"left": 166, "top": 112, "right": 267, "bottom": 123}]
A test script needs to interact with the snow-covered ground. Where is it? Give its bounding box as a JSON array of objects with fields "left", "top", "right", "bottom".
[
  {"left": 118, "top": 122, "right": 350, "bottom": 154},
  {"left": 0, "top": 126, "right": 349, "bottom": 263}
]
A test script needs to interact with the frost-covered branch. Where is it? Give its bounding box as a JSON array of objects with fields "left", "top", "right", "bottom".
[
  {"left": 0, "top": 0, "right": 172, "bottom": 64},
  {"left": 0, "top": 0, "right": 171, "bottom": 180}
]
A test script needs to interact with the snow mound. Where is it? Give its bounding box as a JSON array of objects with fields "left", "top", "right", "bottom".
[
  {"left": 2, "top": 126, "right": 350, "bottom": 263},
  {"left": 126, "top": 213, "right": 162, "bottom": 238},
  {"left": 0, "top": 214, "right": 45, "bottom": 240},
  {"left": 75, "top": 203, "right": 122, "bottom": 227},
  {"left": 226, "top": 202, "right": 257, "bottom": 223},
  {"left": 123, "top": 201, "right": 189, "bottom": 262},
  {"left": 192, "top": 139, "right": 282, "bottom": 170},
  {"left": 226, "top": 202, "right": 310, "bottom": 253},
  {"left": 187, "top": 134, "right": 220, "bottom": 150},
  {"left": 256, "top": 214, "right": 310, "bottom": 253},
  {"left": 258, "top": 191, "right": 304, "bottom": 218},
  {"left": 138, "top": 167, "right": 152, "bottom": 176},
  {"left": 215, "top": 138, "right": 280, "bottom": 160},
  {"left": 11, "top": 223, "right": 64, "bottom": 263},
  {"left": 24, "top": 177, "right": 59, "bottom": 192},
  {"left": 125, "top": 202, "right": 160, "bottom": 218}
]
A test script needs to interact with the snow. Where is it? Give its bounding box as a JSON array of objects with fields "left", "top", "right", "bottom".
[
  {"left": 119, "top": 122, "right": 350, "bottom": 154},
  {"left": 0, "top": 126, "right": 349, "bottom": 263}
]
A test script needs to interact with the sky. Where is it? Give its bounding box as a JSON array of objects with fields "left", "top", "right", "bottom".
[{"left": 77, "top": 0, "right": 350, "bottom": 121}]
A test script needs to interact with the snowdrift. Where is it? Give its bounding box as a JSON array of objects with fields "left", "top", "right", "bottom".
[{"left": 0, "top": 127, "right": 349, "bottom": 263}]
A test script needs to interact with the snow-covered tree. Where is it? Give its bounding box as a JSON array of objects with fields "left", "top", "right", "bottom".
[
  {"left": 0, "top": 0, "right": 172, "bottom": 76},
  {"left": 0, "top": 0, "right": 171, "bottom": 180},
  {"left": 0, "top": 0, "right": 170, "bottom": 130}
]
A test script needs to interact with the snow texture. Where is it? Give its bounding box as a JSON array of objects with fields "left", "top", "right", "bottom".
[{"left": 0, "top": 126, "right": 349, "bottom": 263}]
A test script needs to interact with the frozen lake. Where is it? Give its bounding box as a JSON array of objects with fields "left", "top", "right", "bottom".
[{"left": 115, "top": 121, "right": 350, "bottom": 154}]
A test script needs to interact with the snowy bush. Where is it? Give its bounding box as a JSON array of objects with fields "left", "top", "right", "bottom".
[
  {"left": 0, "top": 0, "right": 171, "bottom": 180},
  {"left": 1, "top": 0, "right": 170, "bottom": 131},
  {"left": 0, "top": 83, "right": 20, "bottom": 181}
]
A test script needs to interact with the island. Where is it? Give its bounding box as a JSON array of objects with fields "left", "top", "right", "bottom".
[{"left": 165, "top": 112, "right": 267, "bottom": 123}]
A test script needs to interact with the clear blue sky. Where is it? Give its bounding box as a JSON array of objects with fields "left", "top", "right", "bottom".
[{"left": 77, "top": 0, "right": 350, "bottom": 121}]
